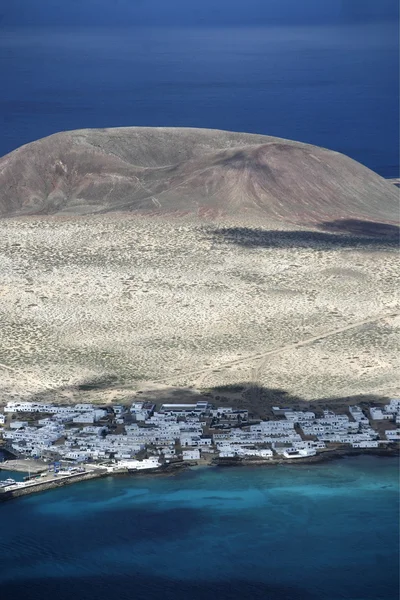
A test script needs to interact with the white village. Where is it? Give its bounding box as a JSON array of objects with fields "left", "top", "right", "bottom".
[{"left": 1, "top": 396, "right": 400, "bottom": 499}]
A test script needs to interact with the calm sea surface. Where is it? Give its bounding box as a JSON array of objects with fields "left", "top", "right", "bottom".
[
  {"left": 0, "top": 1, "right": 399, "bottom": 176},
  {"left": 0, "top": 456, "right": 398, "bottom": 600}
]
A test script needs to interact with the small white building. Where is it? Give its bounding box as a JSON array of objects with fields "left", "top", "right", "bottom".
[
  {"left": 10, "top": 421, "right": 28, "bottom": 430},
  {"left": 72, "top": 410, "right": 106, "bottom": 424},
  {"left": 349, "top": 406, "right": 370, "bottom": 425},
  {"left": 182, "top": 449, "right": 200, "bottom": 461},
  {"left": 237, "top": 448, "right": 273, "bottom": 458},
  {"left": 385, "top": 429, "right": 400, "bottom": 441},
  {"left": 283, "top": 448, "right": 316, "bottom": 459},
  {"left": 386, "top": 399, "right": 400, "bottom": 413},
  {"left": 352, "top": 441, "right": 379, "bottom": 448},
  {"left": 369, "top": 407, "right": 392, "bottom": 421}
]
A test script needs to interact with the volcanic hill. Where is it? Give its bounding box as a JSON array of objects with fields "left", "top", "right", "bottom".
[
  {"left": 0, "top": 127, "right": 398, "bottom": 409},
  {"left": 0, "top": 127, "right": 397, "bottom": 227}
]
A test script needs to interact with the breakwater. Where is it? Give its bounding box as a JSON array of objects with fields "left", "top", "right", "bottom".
[
  {"left": 0, "top": 461, "right": 189, "bottom": 503},
  {"left": 0, "top": 470, "right": 107, "bottom": 502}
]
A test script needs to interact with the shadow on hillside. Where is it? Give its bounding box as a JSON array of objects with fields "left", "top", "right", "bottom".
[
  {"left": 208, "top": 384, "right": 392, "bottom": 417},
  {"left": 75, "top": 375, "right": 119, "bottom": 392},
  {"left": 22, "top": 378, "right": 392, "bottom": 418},
  {"left": 25, "top": 377, "right": 210, "bottom": 405},
  {"left": 319, "top": 219, "right": 399, "bottom": 237},
  {"left": 208, "top": 219, "right": 399, "bottom": 250}
]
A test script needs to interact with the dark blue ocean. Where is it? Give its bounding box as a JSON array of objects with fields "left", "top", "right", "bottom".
[
  {"left": 0, "top": 0, "right": 399, "bottom": 176},
  {"left": 0, "top": 457, "right": 399, "bottom": 600}
]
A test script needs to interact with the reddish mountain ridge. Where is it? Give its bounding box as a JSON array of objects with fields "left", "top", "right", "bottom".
[{"left": 0, "top": 127, "right": 397, "bottom": 227}]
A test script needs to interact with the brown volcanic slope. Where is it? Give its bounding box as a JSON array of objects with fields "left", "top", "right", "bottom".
[{"left": 0, "top": 127, "right": 397, "bottom": 225}]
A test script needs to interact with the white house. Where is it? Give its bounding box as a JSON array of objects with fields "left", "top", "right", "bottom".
[
  {"left": 385, "top": 429, "right": 400, "bottom": 441},
  {"left": 10, "top": 421, "right": 28, "bottom": 430},
  {"left": 283, "top": 448, "right": 316, "bottom": 459},
  {"left": 182, "top": 449, "right": 200, "bottom": 461},
  {"left": 369, "top": 407, "right": 392, "bottom": 421},
  {"left": 352, "top": 441, "right": 379, "bottom": 448}
]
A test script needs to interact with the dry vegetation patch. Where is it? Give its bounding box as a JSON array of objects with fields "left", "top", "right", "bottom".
[{"left": 0, "top": 214, "right": 398, "bottom": 406}]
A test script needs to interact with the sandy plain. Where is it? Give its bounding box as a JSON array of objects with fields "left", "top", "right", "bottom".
[{"left": 0, "top": 213, "right": 398, "bottom": 409}]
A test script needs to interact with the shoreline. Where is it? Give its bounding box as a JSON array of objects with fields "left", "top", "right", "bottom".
[
  {"left": 211, "top": 445, "right": 399, "bottom": 468},
  {"left": 1, "top": 446, "right": 398, "bottom": 503}
]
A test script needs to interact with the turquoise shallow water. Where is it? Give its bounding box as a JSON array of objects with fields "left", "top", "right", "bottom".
[
  {"left": 0, "top": 456, "right": 398, "bottom": 600},
  {"left": 0, "top": 470, "right": 26, "bottom": 482}
]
